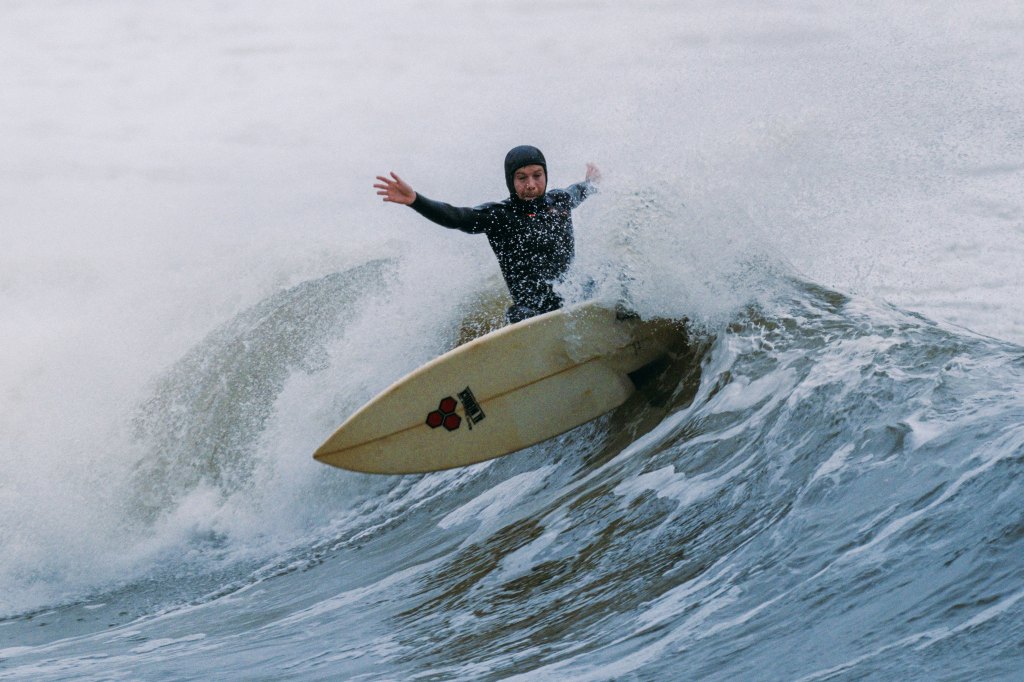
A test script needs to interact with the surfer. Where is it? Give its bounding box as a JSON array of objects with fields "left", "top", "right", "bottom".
[{"left": 374, "top": 145, "right": 601, "bottom": 324}]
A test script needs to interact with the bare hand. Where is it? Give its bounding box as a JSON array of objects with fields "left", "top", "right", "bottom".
[
  {"left": 585, "top": 162, "right": 602, "bottom": 185},
  {"left": 374, "top": 172, "right": 416, "bottom": 205}
]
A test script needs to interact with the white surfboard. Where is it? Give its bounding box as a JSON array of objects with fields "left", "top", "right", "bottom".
[{"left": 313, "top": 301, "right": 684, "bottom": 474}]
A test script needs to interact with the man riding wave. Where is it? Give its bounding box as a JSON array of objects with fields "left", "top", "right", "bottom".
[{"left": 375, "top": 145, "right": 601, "bottom": 324}]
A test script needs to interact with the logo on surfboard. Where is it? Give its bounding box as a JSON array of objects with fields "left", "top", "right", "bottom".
[{"left": 425, "top": 387, "right": 486, "bottom": 432}]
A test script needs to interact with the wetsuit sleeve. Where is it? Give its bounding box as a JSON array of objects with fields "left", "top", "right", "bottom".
[
  {"left": 562, "top": 180, "right": 596, "bottom": 209},
  {"left": 409, "top": 194, "right": 490, "bottom": 235}
]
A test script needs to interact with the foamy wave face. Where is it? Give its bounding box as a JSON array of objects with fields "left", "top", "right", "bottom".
[{"left": 0, "top": 256, "right": 424, "bottom": 614}]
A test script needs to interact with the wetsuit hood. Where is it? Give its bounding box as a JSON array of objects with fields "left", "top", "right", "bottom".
[{"left": 504, "top": 145, "right": 547, "bottom": 199}]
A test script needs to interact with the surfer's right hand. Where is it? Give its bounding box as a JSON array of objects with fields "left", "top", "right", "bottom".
[{"left": 374, "top": 172, "right": 417, "bottom": 205}]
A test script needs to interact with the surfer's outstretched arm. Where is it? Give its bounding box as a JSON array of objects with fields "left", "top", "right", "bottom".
[
  {"left": 408, "top": 195, "right": 490, "bottom": 234},
  {"left": 374, "top": 172, "right": 417, "bottom": 205},
  {"left": 374, "top": 170, "right": 488, "bottom": 234}
]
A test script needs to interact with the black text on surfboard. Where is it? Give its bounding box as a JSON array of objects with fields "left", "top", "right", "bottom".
[{"left": 458, "top": 386, "right": 486, "bottom": 429}]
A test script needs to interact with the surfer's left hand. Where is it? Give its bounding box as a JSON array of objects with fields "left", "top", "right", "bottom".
[{"left": 585, "top": 162, "right": 602, "bottom": 185}]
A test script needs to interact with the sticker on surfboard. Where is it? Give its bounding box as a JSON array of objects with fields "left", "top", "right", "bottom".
[{"left": 425, "top": 386, "right": 486, "bottom": 431}]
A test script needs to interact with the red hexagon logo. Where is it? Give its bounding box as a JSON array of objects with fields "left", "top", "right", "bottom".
[{"left": 426, "top": 396, "right": 462, "bottom": 431}]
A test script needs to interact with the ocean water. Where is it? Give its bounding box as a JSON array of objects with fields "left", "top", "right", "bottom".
[{"left": 2, "top": 1, "right": 1022, "bottom": 679}]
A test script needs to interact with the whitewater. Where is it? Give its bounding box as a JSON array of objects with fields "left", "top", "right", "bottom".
[{"left": 1, "top": 1, "right": 1022, "bottom": 679}]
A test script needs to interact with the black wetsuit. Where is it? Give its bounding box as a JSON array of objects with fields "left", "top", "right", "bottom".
[{"left": 410, "top": 181, "right": 595, "bottom": 320}]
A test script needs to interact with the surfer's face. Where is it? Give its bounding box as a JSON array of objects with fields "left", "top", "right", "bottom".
[{"left": 513, "top": 164, "right": 546, "bottom": 201}]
